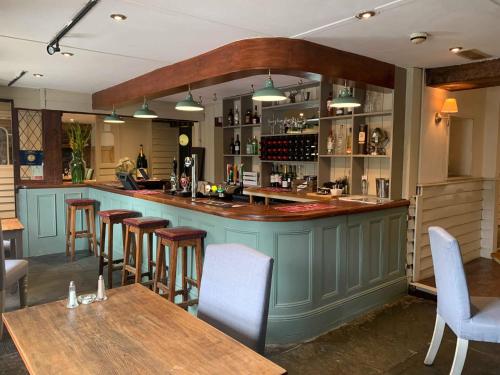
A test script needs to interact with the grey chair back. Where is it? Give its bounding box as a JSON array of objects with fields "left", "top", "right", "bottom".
[
  {"left": 428, "top": 226, "right": 471, "bottom": 327},
  {"left": 197, "top": 244, "right": 274, "bottom": 354}
]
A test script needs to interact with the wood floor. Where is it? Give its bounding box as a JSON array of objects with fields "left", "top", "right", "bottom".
[{"left": 420, "top": 257, "right": 500, "bottom": 297}]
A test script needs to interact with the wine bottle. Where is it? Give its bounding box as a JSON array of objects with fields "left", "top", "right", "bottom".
[
  {"left": 252, "top": 105, "right": 260, "bottom": 124},
  {"left": 234, "top": 134, "right": 240, "bottom": 155},
  {"left": 270, "top": 164, "right": 276, "bottom": 187},
  {"left": 227, "top": 108, "right": 234, "bottom": 126},
  {"left": 229, "top": 137, "right": 235, "bottom": 155},
  {"left": 234, "top": 105, "right": 240, "bottom": 125},
  {"left": 136, "top": 144, "right": 148, "bottom": 169},
  {"left": 245, "top": 109, "right": 252, "bottom": 124},
  {"left": 358, "top": 124, "right": 368, "bottom": 154}
]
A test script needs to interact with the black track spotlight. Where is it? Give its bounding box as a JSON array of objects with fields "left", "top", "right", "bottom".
[{"left": 47, "top": 41, "right": 61, "bottom": 55}]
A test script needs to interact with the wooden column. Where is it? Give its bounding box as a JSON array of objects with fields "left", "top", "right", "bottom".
[{"left": 42, "top": 110, "right": 63, "bottom": 184}]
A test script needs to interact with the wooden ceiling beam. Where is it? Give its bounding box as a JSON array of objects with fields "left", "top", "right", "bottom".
[
  {"left": 426, "top": 58, "right": 500, "bottom": 91},
  {"left": 92, "top": 37, "right": 395, "bottom": 109}
]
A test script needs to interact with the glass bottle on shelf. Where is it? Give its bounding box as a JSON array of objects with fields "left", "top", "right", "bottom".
[
  {"left": 227, "top": 109, "right": 234, "bottom": 126},
  {"left": 229, "top": 137, "right": 235, "bottom": 154},
  {"left": 234, "top": 105, "right": 240, "bottom": 125},
  {"left": 358, "top": 124, "right": 368, "bottom": 154},
  {"left": 251, "top": 136, "right": 258, "bottom": 155},
  {"left": 245, "top": 109, "right": 252, "bottom": 124},
  {"left": 327, "top": 129, "right": 334, "bottom": 155},
  {"left": 281, "top": 165, "right": 288, "bottom": 189},
  {"left": 234, "top": 134, "right": 240, "bottom": 155},
  {"left": 246, "top": 138, "right": 252, "bottom": 155},
  {"left": 335, "top": 125, "right": 345, "bottom": 155},
  {"left": 346, "top": 127, "right": 353, "bottom": 154},
  {"left": 252, "top": 105, "right": 260, "bottom": 124}
]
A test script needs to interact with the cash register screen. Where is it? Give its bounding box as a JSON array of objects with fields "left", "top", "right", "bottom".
[{"left": 118, "top": 172, "right": 140, "bottom": 190}]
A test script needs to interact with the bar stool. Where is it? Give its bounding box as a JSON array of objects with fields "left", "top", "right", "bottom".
[
  {"left": 153, "top": 227, "right": 206, "bottom": 308},
  {"left": 121, "top": 217, "right": 169, "bottom": 286},
  {"left": 65, "top": 198, "right": 98, "bottom": 261},
  {"left": 98, "top": 209, "right": 141, "bottom": 288}
]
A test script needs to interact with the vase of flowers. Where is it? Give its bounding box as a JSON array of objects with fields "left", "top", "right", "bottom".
[
  {"left": 115, "top": 157, "right": 136, "bottom": 177},
  {"left": 66, "top": 123, "right": 91, "bottom": 184}
]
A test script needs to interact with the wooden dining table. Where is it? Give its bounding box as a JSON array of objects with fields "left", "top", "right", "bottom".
[{"left": 3, "top": 284, "right": 286, "bottom": 375}]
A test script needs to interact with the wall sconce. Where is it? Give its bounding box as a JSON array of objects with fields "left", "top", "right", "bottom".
[{"left": 435, "top": 98, "right": 458, "bottom": 125}]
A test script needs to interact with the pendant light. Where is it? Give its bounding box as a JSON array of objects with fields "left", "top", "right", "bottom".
[
  {"left": 103, "top": 105, "right": 124, "bottom": 124},
  {"left": 331, "top": 81, "right": 361, "bottom": 109},
  {"left": 252, "top": 70, "right": 287, "bottom": 102},
  {"left": 175, "top": 85, "right": 204, "bottom": 111},
  {"left": 133, "top": 97, "right": 158, "bottom": 118}
]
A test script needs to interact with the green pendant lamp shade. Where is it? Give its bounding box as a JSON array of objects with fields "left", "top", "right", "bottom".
[
  {"left": 103, "top": 106, "right": 124, "bottom": 124},
  {"left": 252, "top": 70, "right": 287, "bottom": 102},
  {"left": 134, "top": 97, "right": 158, "bottom": 118},
  {"left": 175, "top": 86, "right": 204, "bottom": 111},
  {"left": 331, "top": 84, "right": 361, "bottom": 108}
]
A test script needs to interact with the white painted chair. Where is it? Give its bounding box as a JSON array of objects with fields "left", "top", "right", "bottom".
[
  {"left": 197, "top": 244, "right": 274, "bottom": 354},
  {"left": 425, "top": 227, "right": 500, "bottom": 374},
  {"left": 0, "top": 221, "right": 28, "bottom": 339}
]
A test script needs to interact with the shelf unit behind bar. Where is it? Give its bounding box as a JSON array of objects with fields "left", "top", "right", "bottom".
[{"left": 219, "top": 70, "right": 405, "bottom": 199}]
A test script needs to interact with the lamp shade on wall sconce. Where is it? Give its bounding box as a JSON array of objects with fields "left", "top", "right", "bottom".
[
  {"left": 134, "top": 97, "right": 158, "bottom": 118},
  {"left": 435, "top": 98, "right": 458, "bottom": 124},
  {"left": 331, "top": 82, "right": 361, "bottom": 108},
  {"left": 175, "top": 85, "right": 204, "bottom": 111},
  {"left": 252, "top": 70, "right": 287, "bottom": 102},
  {"left": 104, "top": 106, "right": 124, "bottom": 124}
]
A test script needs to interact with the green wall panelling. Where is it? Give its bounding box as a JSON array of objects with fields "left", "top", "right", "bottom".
[{"left": 19, "top": 187, "right": 408, "bottom": 345}]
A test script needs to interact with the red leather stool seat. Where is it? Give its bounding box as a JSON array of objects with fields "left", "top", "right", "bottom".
[
  {"left": 65, "top": 198, "right": 97, "bottom": 206},
  {"left": 155, "top": 227, "right": 207, "bottom": 241},
  {"left": 98, "top": 209, "right": 141, "bottom": 221},
  {"left": 123, "top": 216, "right": 169, "bottom": 229}
]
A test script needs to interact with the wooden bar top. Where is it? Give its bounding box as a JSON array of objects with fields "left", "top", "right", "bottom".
[
  {"left": 3, "top": 284, "right": 286, "bottom": 375},
  {"left": 88, "top": 183, "right": 409, "bottom": 222}
]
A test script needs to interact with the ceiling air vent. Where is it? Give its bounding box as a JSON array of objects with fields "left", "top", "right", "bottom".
[{"left": 456, "top": 49, "right": 492, "bottom": 61}]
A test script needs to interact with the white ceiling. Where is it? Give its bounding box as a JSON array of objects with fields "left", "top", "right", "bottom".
[{"left": 1, "top": 0, "right": 500, "bottom": 100}]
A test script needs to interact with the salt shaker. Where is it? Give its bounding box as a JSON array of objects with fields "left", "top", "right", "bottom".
[
  {"left": 66, "top": 281, "right": 79, "bottom": 309},
  {"left": 96, "top": 275, "right": 107, "bottom": 301}
]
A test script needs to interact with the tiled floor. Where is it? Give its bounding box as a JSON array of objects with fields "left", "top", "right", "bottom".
[{"left": 1, "top": 253, "right": 500, "bottom": 374}]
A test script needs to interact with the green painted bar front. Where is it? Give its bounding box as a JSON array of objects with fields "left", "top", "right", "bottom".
[{"left": 17, "top": 186, "right": 408, "bottom": 344}]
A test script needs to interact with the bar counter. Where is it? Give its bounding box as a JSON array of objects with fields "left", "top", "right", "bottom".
[{"left": 17, "top": 183, "right": 409, "bottom": 345}]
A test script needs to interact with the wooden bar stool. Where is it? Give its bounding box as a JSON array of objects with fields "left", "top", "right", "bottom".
[
  {"left": 65, "top": 198, "right": 98, "bottom": 261},
  {"left": 121, "top": 217, "right": 169, "bottom": 286},
  {"left": 98, "top": 209, "right": 141, "bottom": 288},
  {"left": 153, "top": 227, "right": 207, "bottom": 308}
]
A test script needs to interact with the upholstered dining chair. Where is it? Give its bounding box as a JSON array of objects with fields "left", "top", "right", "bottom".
[
  {"left": 0, "top": 221, "right": 28, "bottom": 339},
  {"left": 197, "top": 244, "right": 274, "bottom": 354},
  {"left": 425, "top": 226, "right": 500, "bottom": 375}
]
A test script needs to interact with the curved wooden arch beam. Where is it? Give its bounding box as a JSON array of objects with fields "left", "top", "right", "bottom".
[{"left": 92, "top": 37, "right": 395, "bottom": 109}]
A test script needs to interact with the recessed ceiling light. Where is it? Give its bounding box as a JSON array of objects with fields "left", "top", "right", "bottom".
[
  {"left": 356, "top": 10, "right": 376, "bottom": 19},
  {"left": 449, "top": 47, "right": 463, "bottom": 53},
  {"left": 110, "top": 14, "right": 127, "bottom": 21},
  {"left": 61, "top": 52, "right": 74, "bottom": 57},
  {"left": 33, "top": 73, "right": 44, "bottom": 78}
]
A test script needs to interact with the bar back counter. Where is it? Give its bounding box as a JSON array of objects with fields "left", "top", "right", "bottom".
[{"left": 17, "top": 184, "right": 408, "bottom": 345}]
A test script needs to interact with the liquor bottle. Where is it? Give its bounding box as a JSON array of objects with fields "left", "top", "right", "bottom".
[
  {"left": 327, "top": 92, "right": 333, "bottom": 116},
  {"left": 245, "top": 109, "right": 252, "bottom": 124},
  {"left": 346, "top": 127, "right": 353, "bottom": 154},
  {"left": 358, "top": 124, "right": 368, "bottom": 154},
  {"left": 246, "top": 138, "right": 252, "bottom": 155},
  {"left": 136, "top": 144, "right": 148, "bottom": 178},
  {"left": 229, "top": 137, "right": 235, "bottom": 155},
  {"left": 234, "top": 134, "right": 240, "bottom": 155},
  {"left": 335, "top": 125, "right": 345, "bottom": 155},
  {"left": 271, "top": 164, "right": 277, "bottom": 187},
  {"left": 327, "top": 129, "right": 334, "bottom": 155},
  {"left": 227, "top": 108, "right": 234, "bottom": 126},
  {"left": 234, "top": 105, "right": 240, "bottom": 125},
  {"left": 252, "top": 105, "right": 260, "bottom": 124}
]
